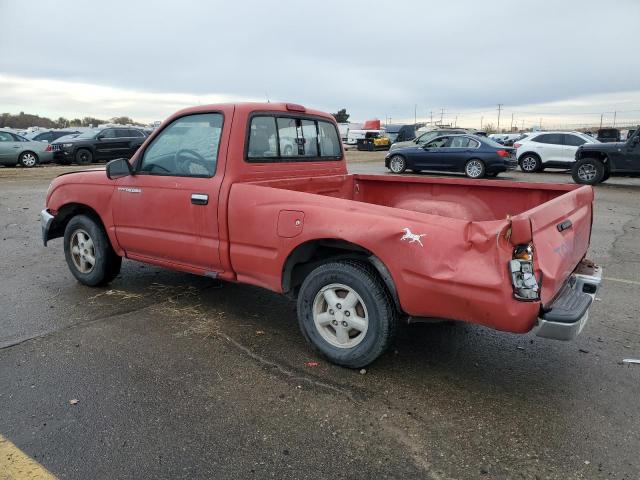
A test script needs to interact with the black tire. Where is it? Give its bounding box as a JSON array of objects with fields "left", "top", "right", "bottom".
[
  {"left": 571, "top": 158, "right": 604, "bottom": 185},
  {"left": 75, "top": 149, "right": 93, "bottom": 165},
  {"left": 297, "top": 260, "right": 397, "bottom": 368},
  {"left": 19, "top": 151, "right": 38, "bottom": 168},
  {"left": 602, "top": 169, "right": 611, "bottom": 182},
  {"left": 464, "top": 158, "right": 486, "bottom": 179},
  {"left": 519, "top": 153, "right": 541, "bottom": 173},
  {"left": 388, "top": 155, "right": 407, "bottom": 174},
  {"left": 63, "top": 214, "right": 122, "bottom": 286}
]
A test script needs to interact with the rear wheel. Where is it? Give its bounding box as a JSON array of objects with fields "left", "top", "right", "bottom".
[
  {"left": 519, "top": 154, "right": 541, "bottom": 173},
  {"left": 464, "top": 159, "right": 486, "bottom": 179},
  {"left": 19, "top": 151, "right": 38, "bottom": 168},
  {"left": 572, "top": 158, "right": 604, "bottom": 185},
  {"left": 388, "top": 155, "right": 406, "bottom": 174},
  {"left": 75, "top": 149, "right": 93, "bottom": 165},
  {"left": 63, "top": 215, "right": 122, "bottom": 286},
  {"left": 297, "top": 261, "right": 397, "bottom": 368}
]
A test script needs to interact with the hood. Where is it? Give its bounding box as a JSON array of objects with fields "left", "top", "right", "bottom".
[
  {"left": 390, "top": 139, "right": 418, "bottom": 151},
  {"left": 579, "top": 141, "right": 626, "bottom": 152}
]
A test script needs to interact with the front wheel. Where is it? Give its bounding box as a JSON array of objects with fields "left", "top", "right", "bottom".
[
  {"left": 75, "top": 149, "right": 93, "bottom": 165},
  {"left": 63, "top": 215, "right": 122, "bottom": 286},
  {"left": 388, "top": 155, "right": 407, "bottom": 174},
  {"left": 464, "top": 159, "right": 486, "bottom": 178},
  {"left": 572, "top": 158, "right": 604, "bottom": 185},
  {"left": 19, "top": 152, "right": 38, "bottom": 168},
  {"left": 297, "top": 261, "right": 397, "bottom": 368}
]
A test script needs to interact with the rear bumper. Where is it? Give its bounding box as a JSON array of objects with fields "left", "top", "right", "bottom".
[
  {"left": 532, "top": 260, "right": 602, "bottom": 340},
  {"left": 41, "top": 209, "right": 55, "bottom": 246}
]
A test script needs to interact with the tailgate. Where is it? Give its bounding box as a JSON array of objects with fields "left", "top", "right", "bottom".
[{"left": 528, "top": 186, "right": 594, "bottom": 305}]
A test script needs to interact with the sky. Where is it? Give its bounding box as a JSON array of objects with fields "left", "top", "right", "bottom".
[{"left": 1, "top": 0, "right": 639, "bottom": 129}]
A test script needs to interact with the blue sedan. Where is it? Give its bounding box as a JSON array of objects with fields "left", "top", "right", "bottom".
[{"left": 384, "top": 134, "right": 517, "bottom": 178}]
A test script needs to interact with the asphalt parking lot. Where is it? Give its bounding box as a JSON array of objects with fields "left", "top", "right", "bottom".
[{"left": 1, "top": 156, "right": 639, "bottom": 479}]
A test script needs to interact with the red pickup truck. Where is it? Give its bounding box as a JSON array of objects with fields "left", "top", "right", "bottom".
[{"left": 41, "top": 102, "right": 602, "bottom": 367}]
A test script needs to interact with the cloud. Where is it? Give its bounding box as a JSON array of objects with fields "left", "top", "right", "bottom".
[{"left": 1, "top": 0, "right": 639, "bottom": 127}]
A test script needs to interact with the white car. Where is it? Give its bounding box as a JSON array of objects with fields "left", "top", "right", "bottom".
[{"left": 515, "top": 131, "right": 600, "bottom": 172}]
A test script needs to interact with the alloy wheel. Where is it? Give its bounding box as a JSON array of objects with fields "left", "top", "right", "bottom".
[
  {"left": 70, "top": 229, "right": 96, "bottom": 273},
  {"left": 312, "top": 283, "right": 369, "bottom": 349},
  {"left": 21, "top": 153, "right": 37, "bottom": 167},
  {"left": 465, "top": 159, "right": 484, "bottom": 178},
  {"left": 577, "top": 163, "right": 597, "bottom": 182},
  {"left": 521, "top": 156, "right": 538, "bottom": 172}
]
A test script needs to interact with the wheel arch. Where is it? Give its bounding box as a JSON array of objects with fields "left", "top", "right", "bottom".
[
  {"left": 517, "top": 151, "right": 540, "bottom": 162},
  {"left": 281, "top": 238, "right": 401, "bottom": 312},
  {"left": 46, "top": 203, "right": 109, "bottom": 246}
]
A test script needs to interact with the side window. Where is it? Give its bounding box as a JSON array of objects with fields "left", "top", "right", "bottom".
[
  {"left": 115, "top": 129, "right": 130, "bottom": 138},
  {"left": 139, "top": 113, "right": 223, "bottom": 177},
  {"left": 426, "top": 136, "right": 448, "bottom": 148},
  {"left": 317, "top": 121, "right": 340, "bottom": 157},
  {"left": 101, "top": 129, "right": 117, "bottom": 139},
  {"left": 0, "top": 132, "right": 13, "bottom": 142},
  {"left": 129, "top": 129, "right": 144, "bottom": 138},
  {"left": 248, "top": 116, "right": 278, "bottom": 158},
  {"left": 564, "top": 134, "right": 586, "bottom": 147},
  {"left": 468, "top": 138, "right": 480, "bottom": 148},
  {"left": 450, "top": 136, "right": 470, "bottom": 148}
]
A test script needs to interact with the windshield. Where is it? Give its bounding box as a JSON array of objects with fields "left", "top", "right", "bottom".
[
  {"left": 75, "top": 129, "right": 100, "bottom": 139},
  {"left": 415, "top": 131, "right": 439, "bottom": 144}
]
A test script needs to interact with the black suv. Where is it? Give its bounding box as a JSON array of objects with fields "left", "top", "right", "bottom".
[
  {"left": 572, "top": 127, "right": 640, "bottom": 184},
  {"left": 51, "top": 127, "right": 147, "bottom": 165}
]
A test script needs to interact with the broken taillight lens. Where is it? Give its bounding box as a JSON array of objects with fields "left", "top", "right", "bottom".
[{"left": 509, "top": 244, "right": 539, "bottom": 300}]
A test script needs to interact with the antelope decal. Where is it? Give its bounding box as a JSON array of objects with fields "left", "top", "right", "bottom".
[{"left": 400, "top": 228, "right": 426, "bottom": 247}]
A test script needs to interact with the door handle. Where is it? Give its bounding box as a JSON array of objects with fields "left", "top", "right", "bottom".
[{"left": 191, "top": 193, "right": 208, "bottom": 205}]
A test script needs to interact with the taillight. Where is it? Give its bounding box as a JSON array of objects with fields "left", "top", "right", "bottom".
[
  {"left": 45, "top": 144, "right": 52, "bottom": 151},
  {"left": 496, "top": 149, "right": 510, "bottom": 158},
  {"left": 513, "top": 143, "right": 521, "bottom": 149},
  {"left": 509, "top": 244, "right": 540, "bottom": 301}
]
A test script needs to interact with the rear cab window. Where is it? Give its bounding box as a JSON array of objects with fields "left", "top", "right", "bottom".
[{"left": 246, "top": 114, "right": 341, "bottom": 162}]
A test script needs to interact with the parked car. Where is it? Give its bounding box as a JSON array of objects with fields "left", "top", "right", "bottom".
[
  {"left": 385, "top": 124, "right": 416, "bottom": 144},
  {"left": 30, "top": 130, "right": 81, "bottom": 143},
  {"left": 572, "top": 127, "right": 640, "bottom": 184},
  {"left": 0, "top": 129, "right": 54, "bottom": 167},
  {"left": 385, "top": 134, "right": 517, "bottom": 178},
  {"left": 597, "top": 128, "right": 620, "bottom": 143},
  {"left": 389, "top": 129, "right": 467, "bottom": 151},
  {"left": 514, "top": 131, "right": 600, "bottom": 172},
  {"left": 51, "top": 126, "right": 147, "bottom": 165},
  {"left": 356, "top": 132, "right": 391, "bottom": 151},
  {"left": 41, "top": 102, "right": 602, "bottom": 368}
]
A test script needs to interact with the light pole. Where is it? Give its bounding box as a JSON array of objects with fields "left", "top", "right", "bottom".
[{"left": 497, "top": 104, "right": 503, "bottom": 132}]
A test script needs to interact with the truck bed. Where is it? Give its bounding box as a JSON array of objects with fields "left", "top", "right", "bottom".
[{"left": 230, "top": 173, "right": 593, "bottom": 322}]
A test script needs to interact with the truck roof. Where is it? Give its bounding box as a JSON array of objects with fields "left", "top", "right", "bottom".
[{"left": 168, "top": 102, "right": 335, "bottom": 124}]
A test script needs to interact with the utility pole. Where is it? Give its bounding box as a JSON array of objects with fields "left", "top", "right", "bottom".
[
  {"left": 540, "top": 118, "right": 542, "bottom": 130},
  {"left": 521, "top": 119, "right": 524, "bottom": 131},
  {"left": 613, "top": 111, "right": 617, "bottom": 127},
  {"left": 600, "top": 114, "right": 603, "bottom": 129},
  {"left": 497, "top": 104, "right": 503, "bottom": 132},
  {"left": 480, "top": 116, "right": 483, "bottom": 129},
  {"left": 440, "top": 108, "right": 445, "bottom": 125},
  {"left": 414, "top": 104, "right": 417, "bottom": 125},
  {"left": 510, "top": 112, "right": 514, "bottom": 131},
  {"left": 454, "top": 116, "right": 457, "bottom": 127},
  {"left": 430, "top": 110, "right": 433, "bottom": 125}
]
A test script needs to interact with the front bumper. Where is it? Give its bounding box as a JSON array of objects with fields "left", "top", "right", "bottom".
[
  {"left": 41, "top": 209, "right": 55, "bottom": 246},
  {"left": 532, "top": 260, "right": 602, "bottom": 340}
]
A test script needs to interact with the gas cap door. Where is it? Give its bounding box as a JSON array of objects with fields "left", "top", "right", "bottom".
[{"left": 277, "top": 210, "right": 304, "bottom": 238}]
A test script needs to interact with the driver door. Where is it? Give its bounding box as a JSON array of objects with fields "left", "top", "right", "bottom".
[{"left": 112, "top": 111, "right": 227, "bottom": 274}]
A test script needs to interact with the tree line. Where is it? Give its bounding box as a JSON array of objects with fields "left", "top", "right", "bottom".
[{"left": 0, "top": 112, "right": 144, "bottom": 129}]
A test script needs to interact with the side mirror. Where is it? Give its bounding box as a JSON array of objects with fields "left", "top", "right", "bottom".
[{"left": 106, "top": 158, "right": 132, "bottom": 180}]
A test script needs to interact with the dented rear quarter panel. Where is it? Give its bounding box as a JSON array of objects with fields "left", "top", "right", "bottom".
[{"left": 227, "top": 180, "right": 544, "bottom": 333}]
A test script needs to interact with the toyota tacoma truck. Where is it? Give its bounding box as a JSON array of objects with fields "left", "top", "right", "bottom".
[
  {"left": 41, "top": 102, "right": 602, "bottom": 367},
  {"left": 573, "top": 126, "right": 640, "bottom": 184}
]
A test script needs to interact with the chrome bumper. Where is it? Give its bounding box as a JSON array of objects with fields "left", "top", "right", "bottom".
[
  {"left": 40, "top": 209, "right": 55, "bottom": 246},
  {"left": 533, "top": 260, "right": 602, "bottom": 341}
]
